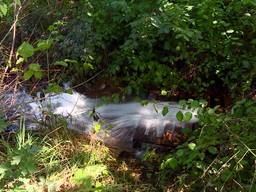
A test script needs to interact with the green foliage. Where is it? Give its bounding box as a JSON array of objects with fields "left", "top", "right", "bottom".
[
  {"left": 0, "top": 2, "right": 7, "bottom": 17},
  {"left": 0, "top": 120, "right": 38, "bottom": 189},
  {"left": 39, "top": 0, "right": 255, "bottom": 98},
  {"left": 23, "top": 63, "right": 42, "bottom": 80},
  {"left": 160, "top": 99, "right": 256, "bottom": 191}
]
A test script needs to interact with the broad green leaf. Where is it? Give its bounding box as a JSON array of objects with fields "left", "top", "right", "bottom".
[
  {"left": 34, "top": 71, "right": 43, "bottom": 79},
  {"left": 188, "top": 143, "right": 196, "bottom": 150},
  {"left": 28, "top": 63, "right": 40, "bottom": 71},
  {"left": 184, "top": 112, "right": 192, "bottom": 122},
  {"left": 17, "top": 42, "right": 34, "bottom": 59},
  {"left": 162, "top": 106, "right": 169, "bottom": 116},
  {"left": 176, "top": 111, "right": 183, "bottom": 122},
  {"left": 0, "top": 4, "right": 7, "bottom": 16},
  {"left": 36, "top": 39, "right": 53, "bottom": 51},
  {"left": 23, "top": 70, "right": 33, "bottom": 80}
]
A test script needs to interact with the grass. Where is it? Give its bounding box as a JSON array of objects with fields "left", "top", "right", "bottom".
[
  {"left": 0, "top": 76, "right": 255, "bottom": 191},
  {"left": 0, "top": 116, "right": 162, "bottom": 192}
]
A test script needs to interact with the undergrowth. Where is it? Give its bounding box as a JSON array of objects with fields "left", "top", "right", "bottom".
[{"left": 0, "top": 94, "right": 255, "bottom": 192}]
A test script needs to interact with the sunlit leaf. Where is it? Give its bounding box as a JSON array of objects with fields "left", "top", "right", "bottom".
[
  {"left": 0, "top": 4, "right": 7, "bottom": 16},
  {"left": 17, "top": 42, "right": 34, "bottom": 59},
  {"left": 188, "top": 143, "right": 196, "bottom": 150},
  {"left": 94, "top": 122, "right": 101, "bottom": 133},
  {"left": 184, "top": 112, "right": 192, "bottom": 122}
]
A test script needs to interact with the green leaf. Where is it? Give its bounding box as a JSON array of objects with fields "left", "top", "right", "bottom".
[
  {"left": 36, "top": 39, "right": 53, "bottom": 51},
  {"left": 28, "top": 63, "right": 41, "bottom": 71},
  {"left": 208, "top": 146, "right": 218, "bottom": 155},
  {"left": 191, "top": 100, "right": 199, "bottom": 108},
  {"left": 17, "top": 42, "right": 34, "bottom": 59},
  {"left": 94, "top": 122, "right": 101, "bottom": 133},
  {"left": 16, "top": 57, "right": 24, "bottom": 65},
  {"left": 34, "top": 71, "right": 43, "bottom": 79},
  {"left": 184, "top": 112, "right": 192, "bottom": 122},
  {"left": 161, "top": 89, "right": 168, "bottom": 96},
  {"left": 83, "top": 63, "right": 94, "bottom": 70},
  {"left": 23, "top": 70, "right": 33, "bottom": 80},
  {"left": 188, "top": 143, "right": 196, "bottom": 151},
  {"left": 54, "top": 60, "right": 68, "bottom": 67},
  {"left": 46, "top": 83, "right": 63, "bottom": 93},
  {"left": 161, "top": 157, "right": 178, "bottom": 170},
  {"left": 176, "top": 111, "right": 183, "bottom": 122},
  {"left": 0, "top": 4, "right": 8, "bottom": 16},
  {"left": 162, "top": 106, "right": 169, "bottom": 116}
]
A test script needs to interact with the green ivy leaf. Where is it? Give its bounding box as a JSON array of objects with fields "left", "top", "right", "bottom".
[
  {"left": 17, "top": 42, "right": 34, "bottom": 59},
  {"left": 176, "top": 111, "right": 183, "bottom": 122},
  {"left": 162, "top": 106, "right": 169, "bottom": 116},
  {"left": 184, "top": 112, "right": 192, "bottom": 122}
]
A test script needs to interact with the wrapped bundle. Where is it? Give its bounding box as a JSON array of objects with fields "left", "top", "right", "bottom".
[{"left": 1, "top": 90, "right": 198, "bottom": 156}]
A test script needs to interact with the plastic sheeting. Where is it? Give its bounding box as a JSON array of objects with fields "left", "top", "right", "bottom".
[{"left": 1, "top": 90, "right": 198, "bottom": 155}]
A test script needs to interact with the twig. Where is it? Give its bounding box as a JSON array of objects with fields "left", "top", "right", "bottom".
[{"left": 71, "top": 69, "right": 104, "bottom": 90}]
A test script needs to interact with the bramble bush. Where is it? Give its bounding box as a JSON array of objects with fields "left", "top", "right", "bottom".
[{"left": 33, "top": 0, "right": 255, "bottom": 99}]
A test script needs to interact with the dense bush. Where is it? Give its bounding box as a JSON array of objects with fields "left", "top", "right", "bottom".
[
  {"left": 43, "top": 0, "right": 256, "bottom": 99},
  {"left": 1, "top": 0, "right": 255, "bottom": 99}
]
